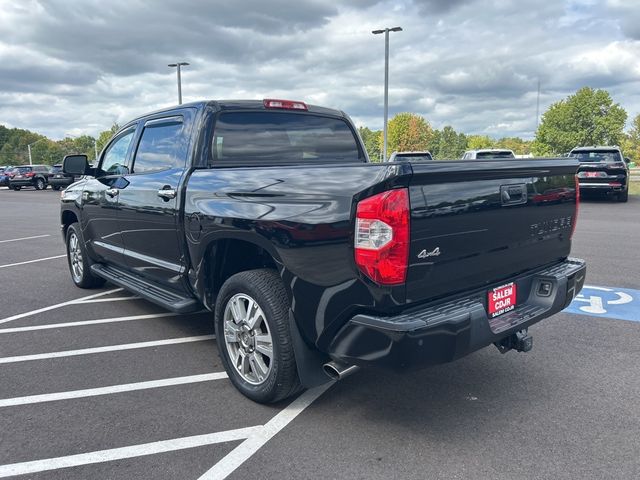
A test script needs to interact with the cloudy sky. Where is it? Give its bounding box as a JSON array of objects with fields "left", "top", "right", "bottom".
[{"left": 0, "top": 0, "right": 638, "bottom": 140}]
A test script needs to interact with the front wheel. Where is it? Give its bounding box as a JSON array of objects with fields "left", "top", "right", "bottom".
[
  {"left": 52, "top": 185, "right": 61, "bottom": 191},
  {"left": 12, "top": 186, "right": 21, "bottom": 191},
  {"left": 35, "top": 178, "right": 46, "bottom": 190},
  {"left": 65, "top": 223, "right": 105, "bottom": 288},
  {"left": 215, "top": 269, "right": 302, "bottom": 403}
]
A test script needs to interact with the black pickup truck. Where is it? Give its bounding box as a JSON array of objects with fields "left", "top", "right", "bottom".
[{"left": 61, "top": 99, "right": 586, "bottom": 403}]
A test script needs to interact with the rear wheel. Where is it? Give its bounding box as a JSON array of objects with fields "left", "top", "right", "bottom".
[
  {"left": 35, "top": 178, "right": 45, "bottom": 190},
  {"left": 52, "top": 185, "right": 61, "bottom": 191},
  {"left": 12, "top": 186, "right": 21, "bottom": 191},
  {"left": 65, "top": 223, "right": 105, "bottom": 288},
  {"left": 215, "top": 269, "right": 302, "bottom": 403},
  {"left": 618, "top": 190, "right": 628, "bottom": 202}
]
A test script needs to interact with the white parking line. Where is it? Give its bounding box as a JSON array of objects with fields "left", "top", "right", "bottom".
[
  {"left": 0, "top": 426, "right": 261, "bottom": 478},
  {"left": 199, "top": 383, "right": 333, "bottom": 479},
  {"left": 0, "top": 372, "right": 228, "bottom": 407},
  {"left": 0, "top": 312, "right": 180, "bottom": 334},
  {"left": 0, "top": 335, "right": 216, "bottom": 364},
  {"left": 0, "top": 288, "right": 123, "bottom": 325},
  {"left": 74, "top": 296, "right": 140, "bottom": 304},
  {"left": 0, "top": 254, "right": 66, "bottom": 269},
  {"left": 0, "top": 234, "right": 51, "bottom": 243}
]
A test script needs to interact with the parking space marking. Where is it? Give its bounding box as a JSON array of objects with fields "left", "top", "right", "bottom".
[
  {"left": 0, "top": 335, "right": 216, "bottom": 364},
  {"left": 564, "top": 284, "right": 640, "bottom": 322},
  {"left": 0, "top": 425, "right": 261, "bottom": 478},
  {"left": 0, "top": 254, "right": 66, "bottom": 269},
  {"left": 0, "top": 312, "right": 180, "bottom": 334},
  {"left": 0, "top": 372, "right": 228, "bottom": 408},
  {"left": 0, "top": 234, "right": 51, "bottom": 243},
  {"left": 0, "top": 288, "right": 123, "bottom": 325},
  {"left": 74, "top": 296, "right": 140, "bottom": 304},
  {"left": 199, "top": 383, "right": 333, "bottom": 480}
]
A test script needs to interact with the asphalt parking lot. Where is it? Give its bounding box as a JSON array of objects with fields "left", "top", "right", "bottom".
[{"left": 0, "top": 187, "right": 638, "bottom": 480}]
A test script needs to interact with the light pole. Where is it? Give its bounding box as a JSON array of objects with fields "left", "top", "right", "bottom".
[
  {"left": 27, "top": 138, "right": 47, "bottom": 165},
  {"left": 372, "top": 26, "right": 402, "bottom": 162},
  {"left": 168, "top": 62, "right": 189, "bottom": 105}
]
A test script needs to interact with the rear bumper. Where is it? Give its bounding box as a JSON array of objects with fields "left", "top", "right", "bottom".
[
  {"left": 327, "top": 258, "right": 586, "bottom": 369},
  {"left": 9, "top": 179, "right": 36, "bottom": 187},
  {"left": 579, "top": 180, "right": 627, "bottom": 193},
  {"left": 49, "top": 177, "right": 74, "bottom": 187}
]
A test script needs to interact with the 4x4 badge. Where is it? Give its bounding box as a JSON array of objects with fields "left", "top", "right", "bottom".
[{"left": 418, "top": 247, "right": 441, "bottom": 259}]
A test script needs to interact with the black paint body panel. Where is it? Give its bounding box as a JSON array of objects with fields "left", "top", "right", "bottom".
[{"left": 61, "top": 100, "right": 584, "bottom": 377}]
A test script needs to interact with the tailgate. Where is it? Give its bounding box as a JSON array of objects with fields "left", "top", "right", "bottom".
[{"left": 406, "top": 158, "right": 579, "bottom": 304}]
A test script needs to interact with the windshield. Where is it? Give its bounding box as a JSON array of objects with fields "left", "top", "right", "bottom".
[
  {"left": 570, "top": 150, "right": 622, "bottom": 163},
  {"left": 50, "top": 165, "right": 63, "bottom": 173},
  {"left": 212, "top": 112, "right": 363, "bottom": 166},
  {"left": 476, "top": 151, "right": 515, "bottom": 159}
]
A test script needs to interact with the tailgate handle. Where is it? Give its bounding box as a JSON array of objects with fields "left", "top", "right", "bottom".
[{"left": 500, "top": 184, "right": 527, "bottom": 206}]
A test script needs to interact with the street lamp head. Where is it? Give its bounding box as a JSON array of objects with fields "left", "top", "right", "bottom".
[
  {"left": 168, "top": 62, "right": 190, "bottom": 67},
  {"left": 372, "top": 27, "right": 403, "bottom": 35}
]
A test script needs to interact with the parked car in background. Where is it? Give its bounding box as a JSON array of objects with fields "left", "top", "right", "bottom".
[
  {"left": 462, "top": 149, "right": 515, "bottom": 160},
  {"left": 569, "top": 146, "right": 629, "bottom": 202},
  {"left": 8, "top": 165, "right": 50, "bottom": 190},
  {"left": 388, "top": 151, "right": 433, "bottom": 162},
  {"left": 48, "top": 164, "right": 79, "bottom": 190},
  {"left": 0, "top": 166, "right": 13, "bottom": 187}
]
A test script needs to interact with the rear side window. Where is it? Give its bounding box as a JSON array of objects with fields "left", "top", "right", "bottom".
[
  {"left": 132, "top": 117, "right": 188, "bottom": 173},
  {"left": 570, "top": 150, "right": 622, "bottom": 163},
  {"left": 476, "top": 151, "right": 515, "bottom": 159},
  {"left": 212, "top": 112, "right": 363, "bottom": 166}
]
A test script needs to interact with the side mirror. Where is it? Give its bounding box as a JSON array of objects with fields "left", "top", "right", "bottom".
[
  {"left": 624, "top": 157, "right": 631, "bottom": 164},
  {"left": 63, "top": 154, "right": 89, "bottom": 175}
]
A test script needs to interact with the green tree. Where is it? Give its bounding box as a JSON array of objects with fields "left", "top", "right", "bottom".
[
  {"left": 466, "top": 135, "right": 494, "bottom": 150},
  {"left": 381, "top": 113, "right": 433, "bottom": 157},
  {"left": 430, "top": 126, "right": 467, "bottom": 159},
  {"left": 621, "top": 114, "right": 640, "bottom": 164},
  {"left": 534, "top": 87, "right": 627, "bottom": 155},
  {"left": 494, "top": 137, "right": 532, "bottom": 155},
  {"left": 96, "top": 123, "right": 120, "bottom": 154},
  {"left": 358, "top": 126, "right": 382, "bottom": 162}
]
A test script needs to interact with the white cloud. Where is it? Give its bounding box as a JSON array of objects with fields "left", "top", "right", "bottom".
[{"left": 0, "top": 0, "right": 638, "bottom": 140}]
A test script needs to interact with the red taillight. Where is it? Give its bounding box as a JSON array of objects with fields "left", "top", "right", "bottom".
[
  {"left": 571, "top": 175, "right": 579, "bottom": 239},
  {"left": 24, "top": 172, "right": 35, "bottom": 178},
  {"left": 608, "top": 182, "right": 622, "bottom": 187},
  {"left": 354, "top": 188, "right": 410, "bottom": 285},
  {"left": 263, "top": 99, "right": 308, "bottom": 110}
]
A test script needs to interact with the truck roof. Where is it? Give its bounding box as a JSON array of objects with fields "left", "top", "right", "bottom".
[{"left": 127, "top": 99, "right": 347, "bottom": 125}]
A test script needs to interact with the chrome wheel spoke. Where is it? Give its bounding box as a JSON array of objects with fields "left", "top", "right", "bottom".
[
  {"left": 249, "top": 352, "right": 268, "bottom": 382},
  {"left": 229, "top": 297, "right": 246, "bottom": 324},
  {"left": 254, "top": 334, "right": 273, "bottom": 359},
  {"left": 224, "top": 321, "right": 241, "bottom": 343}
]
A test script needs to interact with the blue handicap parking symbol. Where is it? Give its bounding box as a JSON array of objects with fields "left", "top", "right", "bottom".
[{"left": 564, "top": 285, "right": 640, "bottom": 323}]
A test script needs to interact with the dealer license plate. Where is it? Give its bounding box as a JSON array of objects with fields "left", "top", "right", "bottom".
[{"left": 488, "top": 282, "right": 517, "bottom": 318}]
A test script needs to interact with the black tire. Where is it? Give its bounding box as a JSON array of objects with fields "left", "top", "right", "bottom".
[
  {"left": 13, "top": 186, "right": 21, "bottom": 191},
  {"left": 215, "top": 269, "right": 302, "bottom": 403},
  {"left": 618, "top": 190, "right": 628, "bottom": 202},
  {"left": 35, "top": 178, "right": 45, "bottom": 190},
  {"left": 52, "top": 185, "right": 61, "bottom": 191},
  {"left": 65, "top": 223, "right": 105, "bottom": 288}
]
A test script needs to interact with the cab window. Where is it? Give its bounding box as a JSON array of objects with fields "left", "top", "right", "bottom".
[
  {"left": 132, "top": 117, "right": 187, "bottom": 173},
  {"left": 100, "top": 129, "right": 135, "bottom": 175}
]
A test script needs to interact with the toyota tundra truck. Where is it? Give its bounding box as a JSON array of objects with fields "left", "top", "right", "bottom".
[{"left": 60, "top": 99, "right": 586, "bottom": 403}]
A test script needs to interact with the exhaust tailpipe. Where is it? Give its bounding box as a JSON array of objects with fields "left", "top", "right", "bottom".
[{"left": 323, "top": 361, "right": 359, "bottom": 381}]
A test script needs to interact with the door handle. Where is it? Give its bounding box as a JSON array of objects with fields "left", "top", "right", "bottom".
[
  {"left": 157, "top": 188, "right": 177, "bottom": 200},
  {"left": 105, "top": 188, "right": 119, "bottom": 198}
]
